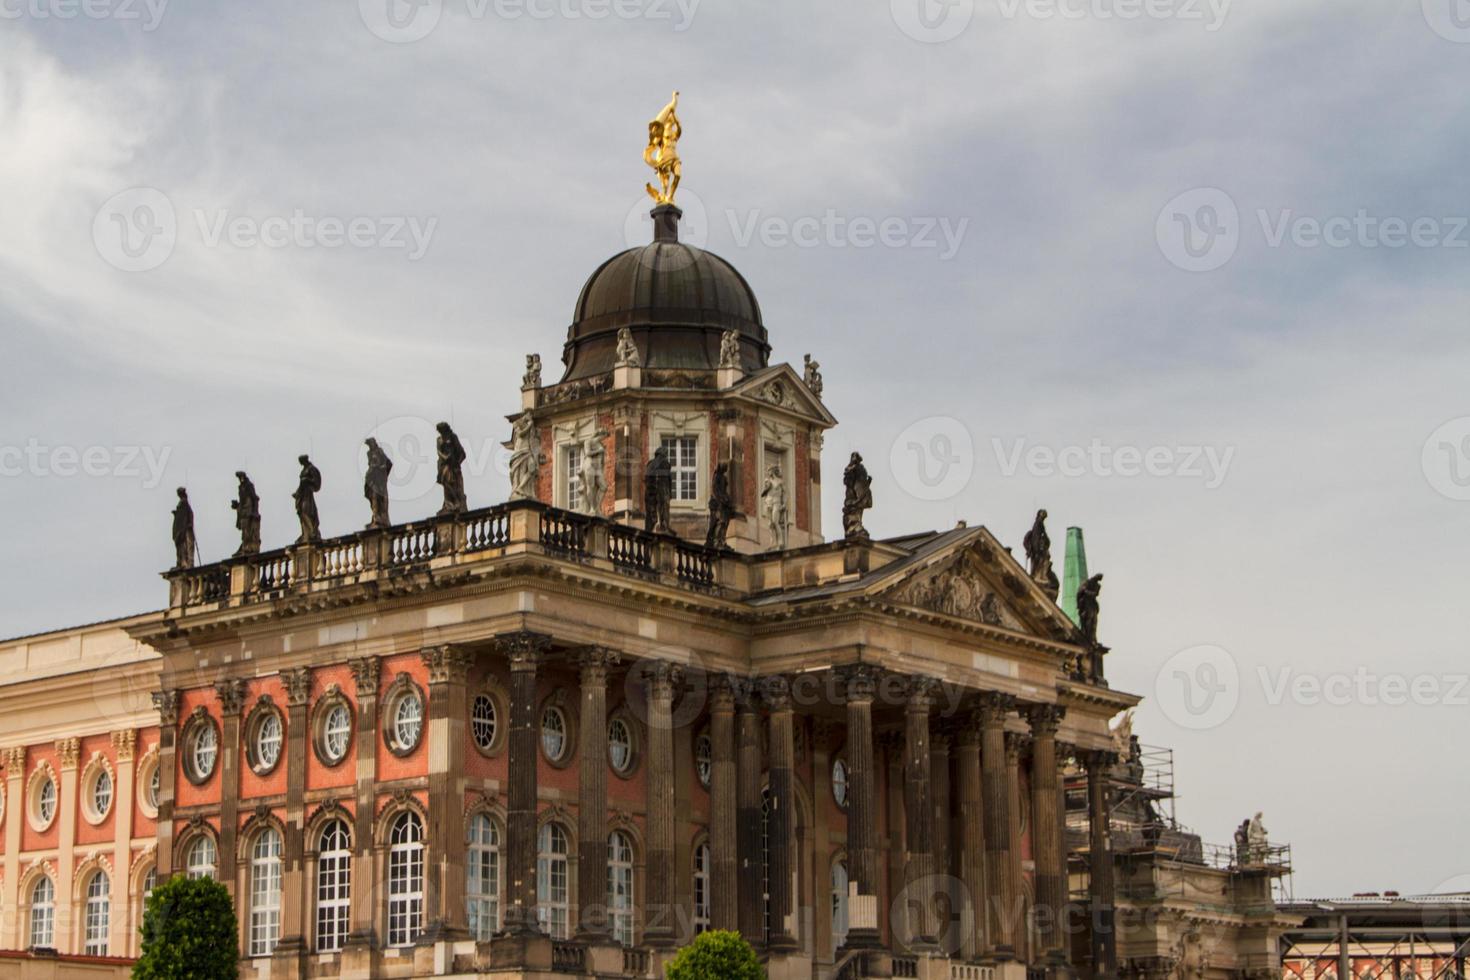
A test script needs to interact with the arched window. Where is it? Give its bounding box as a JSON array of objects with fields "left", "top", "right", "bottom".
[
  {"left": 467, "top": 814, "right": 501, "bottom": 941},
  {"left": 249, "top": 828, "right": 283, "bottom": 957},
  {"left": 692, "top": 843, "right": 711, "bottom": 935},
  {"left": 607, "top": 831, "right": 635, "bottom": 946},
  {"left": 29, "top": 876, "right": 54, "bottom": 948},
  {"left": 186, "top": 835, "right": 217, "bottom": 880},
  {"left": 536, "top": 823, "right": 570, "bottom": 939},
  {"left": 387, "top": 812, "right": 424, "bottom": 947},
  {"left": 83, "top": 871, "right": 111, "bottom": 956},
  {"left": 316, "top": 819, "right": 351, "bottom": 953},
  {"left": 831, "top": 860, "right": 850, "bottom": 956}
]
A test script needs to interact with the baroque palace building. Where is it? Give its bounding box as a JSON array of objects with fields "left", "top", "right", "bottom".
[{"left": 0, "top": 124, "right": 1307, "bottom": 980}]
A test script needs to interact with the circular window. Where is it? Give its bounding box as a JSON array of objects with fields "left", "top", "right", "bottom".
[
  {"left": 31, "top": 773, "right": 58, "bottom": 830},
  {"left": 472, "top": 694, "right": 498, "bottom": 753},
  {"left": 314, "top": 698, "right": 354, "bottom": 767},
  {"left": 384, "top": 683, "right": 424, "bottom": 756},
  {"left": 87, "top": 767, "right": 113, "bottom": 822},
  {"left": 608, "top": 718, "right": 634, "bottom": 775},
  {"left": 832, "top": 758, "right": 850, "bottom": 809},
  {"left": 136, "top": 754, "right": 160, "bottom": 818},
  {"left": 541, "top": 706, "right": 568, "bottom": 763},
  {"left": 248, "top": 708, "right": 284, "bottom": 776},
  {"left": 184, "top": 716, "right": 220, "bottom": 784},
  {"left": 695, "top": 733, "right": 712, "bottom": 789}
]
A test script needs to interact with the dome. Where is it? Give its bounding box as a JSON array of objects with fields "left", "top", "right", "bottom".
[{"left": 559, "top": 206, "right": 770, "bottom": 382}]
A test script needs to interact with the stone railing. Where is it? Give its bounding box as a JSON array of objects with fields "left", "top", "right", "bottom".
[
  {"left": 953, "top": 965, "right": 995, "bottom": 980},
  {"left": 893, "top": 954, "right": 919, "bottom": 978},
  {"left": 621, "top": 946, "right": 650, "bottom": 976},
  {"left": 550, "top": 939, "right": 586, "bottom": 972},
  {"left": 164, "top": 499, "right": 741, "bottom": 616}
]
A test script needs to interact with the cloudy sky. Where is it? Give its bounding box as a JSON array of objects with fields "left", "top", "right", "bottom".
[{"left": 3, "top": 0, "right": 1468, "bottom": 898}]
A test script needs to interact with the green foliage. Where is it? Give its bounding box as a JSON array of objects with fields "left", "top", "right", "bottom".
[
  {"left": 665, "top": 930, "right": 764, "bottom": 980},
  {"left": 133, "top": 875, "right": 239, "bottom": 980}
]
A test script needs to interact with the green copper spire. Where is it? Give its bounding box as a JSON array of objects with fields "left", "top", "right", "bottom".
[{"left": 1060, "top": 526, "right": 1088, "bottom": 626}]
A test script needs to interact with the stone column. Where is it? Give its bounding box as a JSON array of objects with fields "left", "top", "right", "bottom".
[
  {"left": 575, "top": 647, "right": 619, "bottom": 942},
  {"left": 275, "top": 669, "right": 311, "bottom": 966},
  {"left": 54, "top": 737, "right": 80, "bottom": 952},
  {"left": 345, "top": 657, "right": 380, "bottom": 953},
  {"left": 645, "top": 662, "right": 681, "bottom": 946},
  {"left": 735, "top": 683, "right": 765, "bottom": 947},
  {"left": 956, "top": 723, "right": 986, "bottom": 962},
  {"left": 1026, "top": 706, "right": 1067, "bottom": 963},
  {"left": 501, "top": 631, "right": 551, "bottom": 936},
  {"left": 902, "top": 678, "right": 938, "bottom": 951},
  {"left": 1005, "top": 732, "right": 1029, "bottom": 962},
  {"left": 1, "top": 747, "right": 24, "bottom": 952},
  {"left": 931, "top": 730, "right": 952, "bottom": 881},
  {"left": 110, "top": 731, "right": 136, "bottom": 956},
  {"left": 214, "top": 679, "right": 246, "bottom": 898},
  {"left": 978, "top": 692, "right": 1017, "bottom": 959},
  {"left": 1085, "top": 751, "right": 1118, "bottom": 980},
  {"left": 842, "top": 667, "right": 880, "bottom": 904},
  {"left": 763, "top": 676, "right": 798, "bottom": 952},
  {"left": 422, "top": 646, "right": 474, "bottom": 944},
  {"left": 150, "top": 692, "right": 180, "bottom": 878},
  {"left": 709, "top": 676, "right": 739, "bottom": 932}
]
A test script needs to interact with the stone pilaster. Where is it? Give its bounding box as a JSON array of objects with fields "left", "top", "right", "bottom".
[
  {"left": 931, "top": 730, "right": 952, "bottom": 881},
  {"left": 54, "top": 737, "right": 80, "bottom": 951},
  {"left": 421, "top": 645, "right": 475, "bottom": 945},
  {"left": 345, "top": 656, "right": 380, "bottom": 955},
  {"left": 645, "top": 661, "right": 681, "bottom": 946},
  {"left": 842, "top": 667, "right": 881, "bottom": 904},
  {"left": 763, "top": 675, "right": 798, "bottom": 952},
  {"left": 151, "top": 691, "right": 179, "bottom": 878},
  {"left": 575, "top": 647, "right": 619, "bottom": 942},
  {"left": 110, "top": 731, "right": 137, "bottom": 957},
  {"left": 978, "top": 692, "right": 1017, "bottom": 959},
  {"left": 501, "top": 631, "right": 551, "bottom": 936},
  {"left": 956, "top": 723, "right": 986, "bottom": 962},
  {"left": 735, "top": 681, "right": 764, "bottom": 947},
  {"left": 274, "top": 668, "right": 311, "bottom": 968},
  {"left": 1, "top": 747, "right": 24, "bottom": 952},
  {"left": 1085, "top": 750, "right": 1118, "bottom": 980},
  {"left": 1025, "top": 706, "right": 1067, "bottom": 963},
  {"left": 903, "top": 678, "right": 937, "bottom": 951},
  {"left": 213, "top": 679, "right": 246, "bottom": 898},
  {"left": 709, "top": 675, "right": 739, "bottom": 932}
]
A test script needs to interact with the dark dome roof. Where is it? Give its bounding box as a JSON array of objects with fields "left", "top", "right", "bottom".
[{"left": 559, "top": 207, "right": 770, "bottom": 382}]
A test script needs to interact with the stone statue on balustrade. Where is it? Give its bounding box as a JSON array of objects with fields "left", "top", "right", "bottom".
[
  {"left": 172, "top": 487, "right": 196, "bottom": 569},
  {"left": 1077, "top": 572, "right": 1104, "bottom": 646},
  {"left": 522, "top": 354, "right": 542, "bottom": 389},
  {"left": 615, "top": 327, "right": 641, "bottom": 368},
  {"left": 1024, "top": 508, "right": 1060, "bottom": 600},
  {"left": 294, "top": 454, "right": 323, "bottom": 545},
  {"left": 842, "top": 451, "right": 872, "bottom": 541},
  {"left": 1247, "top": 812, "right": 1269, "bottom": 863},
  {"left": 803, "top": 354, "right": 824, "bottom": 398},
  {"left": 706, "top": 461, "right": 734, "bottom": 550},
  {"left": 232, "top": 471, "right": 261, "bottom": 557},
  {"left": 1233, "top": 819, "right": 1250, "bottom": 864},
  {"left": 436, "top": 422, "right": 468, "bottom": 516},
  {"left": 644, "top": 446, "right": 672, "bottom": 533},
  {"left": 508, "top": 415, "right": 542, "bottom": 502},
  {"left": 576, "top": 435, "right": 605, "bottom": 515},
  {"left": 761, "top": 462, "right": 789, "bottom": 551},
  {"left": 363, "top": 438, "right": 393, "bottom": 529},
  {"left": 718, "top": 330, "right": 741, "bottom": 370}
]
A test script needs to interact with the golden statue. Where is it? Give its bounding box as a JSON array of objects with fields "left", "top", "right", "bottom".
[{"left": 644, "top": 91, "right": 682, "bottom": 205}]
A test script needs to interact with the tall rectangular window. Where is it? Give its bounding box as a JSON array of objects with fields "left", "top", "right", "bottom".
[
  {"left": 249, "top": 830, "right": 283, "bottom": 957},
  {"left": 564, "top": 445, "right": 583, "bottom": 512},
  {"left": 316, "top": 820, "right": 351, "bottom": 953},
  {"left": 660, "top": 435, "right": 698, "bottom": 501}
]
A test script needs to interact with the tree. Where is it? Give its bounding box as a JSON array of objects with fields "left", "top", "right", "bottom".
[
  {"left": 665, "top": 930, "right": 764, "bottom": 980},
  {"left": 133, "top": 875, "right": 239, "bottom": 980}
]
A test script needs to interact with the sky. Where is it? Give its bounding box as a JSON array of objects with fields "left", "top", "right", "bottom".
[{"left": 2, "top": 0, "right": 1468, "bottom": 900}]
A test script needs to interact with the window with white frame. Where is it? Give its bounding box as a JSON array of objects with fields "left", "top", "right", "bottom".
[
  {"left": 831, "top": 860, "right": 849, "bottom": 956},
  {"left": 536, "top": 822, "right": 570, "bottom": 939},
  {"left": 34, "top": 774, "right": 57, "bottom": 828},
  {"left": 388, "top": 812, "right": 424, "bottom": 947},
  {"left": 144, "top": 760, "right": 160, "bottom": 812},
  {"left": 320, "top": 702, "right": 352, "bottom": 765},
  {"left": 252, "top": 710, "right": 284, "bottom": 774},
  {"left": 695, "top": 733, "right": 712, "bottom": 789},
  {"left": 607, "top": 831, "right": 635, "bottom": 946},
  {"left": 84, "top": 871, "right": 110, "bottom": 956},
  {"left": 29, "top": 876, "right": 54, "bottom": 948},
  {"left": 608, "top": 718, "right": 633, "bottom": 774},
  {"left": 472, "top": 694, "right": 498, "bottom": 753},
  {"left": 660, "top": 435, "right": 699, "bottom": 501},
  {"left": 692, "top": 843, "right": 711, "bottom": 935},
  {"left": 316, "top": 819, "right": 351, "bottom": 953},
  {"left": 564, "top": 443, "right": 584, "bottom": 512},
  {"left": 188, "top": 720, "right": 218, "bottom": 782},
  {"left": 390, "top": 688, "right": 424, "bottom": 754},
  {"left": 541, "top": 706, "right": 568, "bottom": 763},
  {"left": 249, "top": 828, "right": 283, "bottom": 957},
  {"left": 186, "top": 835, "right": 217, "bottom": 880},
  {"left": 88, "top": 767, "right": 113, "bottom": 821},
  {"left": 142, "top": 866, "right": 157, "bottom": 899},
  {"left": 467, "top": 813, "right": 500, "bottom": 941},
  {"left": 832, "top": 758, "right": 849, "bottom": 809}
]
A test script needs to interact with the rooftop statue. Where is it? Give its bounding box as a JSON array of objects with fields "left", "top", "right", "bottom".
[
  {"left": 522, "top": 354, "right": 542, "bottom": 389},
  {"left": 842, "top": 451, "right": 872, "bottom": 541},
  {"left": 644, "top": 447, "right": 673, "bottom": 533},
  {"left": 232, "top": 470, "right": 261, "bottom": 557},
  {"left": 706, "top": 461, "right": 734, "bottom": 550},
  {"left": 364, "top": 438, "right": 393, "bottom": 529},
  {"left": 1024, "top": 508, "right": 1061, "bottom": 599},
  {"left": 803, "top": 354, "right": 824, "bottom": 399},
  {"left": 294, "top": 454, "right": 323, "bottom": 545},
  {"left": 643, "top": 90, "right": 682, "bottom": 205},
  {"left": 171, "top": 487, "right": 196, "bottom": 569},
  {"left": 614, "top": 327, "right": 642, "bottom": 368},
  {"left": 509, "top": 415, "right": 541, "bottom": 502},
  {"left": 436, "top": 422, "right": 469, "bottom": 516},
  {"left": 1077, "top": 572, "right": 1104, "bottom": 646},
  {"left": 719, "top": 329, "right": 741, "bottom": 371}
]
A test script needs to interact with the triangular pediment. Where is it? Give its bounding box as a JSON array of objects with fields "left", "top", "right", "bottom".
[
  {"left": 729, "top": 365, "right": 836, "bottom": 427},
  {"left": 876, "top": 529, "right": 1079, "bottom": 644}
]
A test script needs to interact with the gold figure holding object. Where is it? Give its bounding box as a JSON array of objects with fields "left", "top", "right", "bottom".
[{"left": 644, "top": 91, "right": 682, "bottom": 205}]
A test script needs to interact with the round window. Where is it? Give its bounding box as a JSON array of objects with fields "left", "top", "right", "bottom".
[
  {"left": 695, "top": 733, "right": 713, "bottom": 789},
  {"left": 392, "top": 689, "right": 424, "bottom": 753},
  {"left": 608, "top": 718, "right": 633, "bottom": 774},
  {"left": 35, "top": 775, "right": 57, "bottom": 827},
  {"left": 472, "top": 694, "right": 498, "bottom": 752},
  {"left": 318, "top": 701, "right": 353, "bottom": 765},
  {"left": 90, "top": 768, "right": 113, "bottom": 819},
  {"left": 251, "top": 710, "right": 284, "bottom": 774},
  {"left": 187, "top": 719, "right": 218, "bottom": 783},
  {"left": 541, "top": 706, "right": 567, "bottom": 762},
  {"left": 832, "top": 758, "right": 849, "bottom": 809}
]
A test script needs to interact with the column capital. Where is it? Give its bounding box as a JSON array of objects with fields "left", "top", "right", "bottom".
[
  {"left": 647, "top": 660, "right": 684, "bottom": 701},
  {"left": 214, "top": 678, "right": 247, "bottom": 716},
  {"left": 111, "top": 730, "right": 137, "bottom": 762},
  {"left": 1082, "top": 748, "right": 1119, "bottom": 772},
  {"left": 152, "top": 689, "right": 180, "bottom": 725},
  {"left": 284, "top": 667, "right": 312, "bottom": 707},
  {"left": 575, "top": 645, "right": 621, "bottom": 682},
  {"left": 2, "top": 746, "right": 25, "bottom": 774},
  {"left": 1056, "top": 740, "right": 1079, "bottom": 767},
  {"left": 421, "top": 644, "right": 475, "bottom": 684},
  {"left": 55, "top": 737, "right": 81, "bottom": 769},
  {"left": 348, "top": 656, "right": 380, "bottom": 697},
  {"left": 837, "top": 664, "right": 881, "bottom": 703},
  {"left": 497, "top": 630, "right": 552, "bottom": 671},
  {"left": 929, "top": 727, "right": 953, "bottom": 752},
  {"left": 904, "top": 675, "right": 940, "bottom": 712},
  {"left": 1004, "top": 731, "right": 1030, "bottom": 764},
  {"left": 1024, "top": 702, "right": 1066, "bottom": 736},
  {"left": 957, "top": 723, "right": 983, "bottom": 748},
  {"left": 976, "top": 691, "right": 1017, "bottom": 726},
  {"left": 709, "top": 673, "right": 737, "bottom": 711},
  {"left": 759, "top": 674, "right": 792, "bottom": 711}
]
